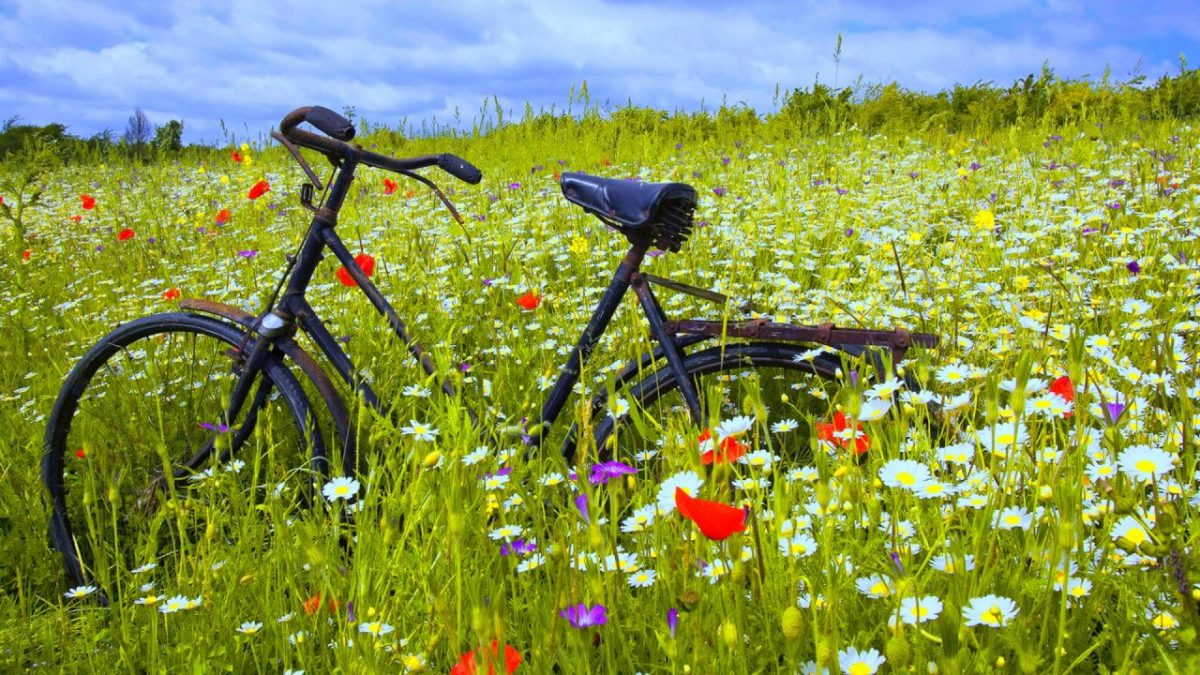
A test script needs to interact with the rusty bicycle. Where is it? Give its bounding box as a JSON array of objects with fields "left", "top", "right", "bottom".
[{"left": 42, "top": 106, "right": 939, "bottom": 592}]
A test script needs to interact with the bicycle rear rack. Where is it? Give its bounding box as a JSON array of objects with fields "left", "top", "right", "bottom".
[{"left": 662, "top": 318, "right": 938, "bottom": 363}]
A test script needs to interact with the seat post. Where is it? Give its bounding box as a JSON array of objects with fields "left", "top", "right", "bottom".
[{"left": 529, "top": 241, "right": 649, "bottom": 445}]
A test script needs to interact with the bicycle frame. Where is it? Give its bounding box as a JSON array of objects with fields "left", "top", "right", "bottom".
[{"left": 219, "top": 151, "right": 706, "bottom": 475}]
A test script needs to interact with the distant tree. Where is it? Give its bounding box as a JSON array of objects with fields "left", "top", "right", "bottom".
[
  {"left": 123, "top": 107, "right": 151, "bottom": 147},
  {"left": 153, "top": 120, "right": 184, "bottom": 152}
]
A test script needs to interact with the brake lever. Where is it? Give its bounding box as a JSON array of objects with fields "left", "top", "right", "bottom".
[
  {"left": 271, "top": 131, "right": 324, "bottom": 191},
  {"left": 398, "top": 169, "right": 464, "bottom": 224}
]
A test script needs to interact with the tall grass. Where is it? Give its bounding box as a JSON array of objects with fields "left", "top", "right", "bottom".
[{"left": 1, "top": 94, "right": 1199, "bottom": 672}]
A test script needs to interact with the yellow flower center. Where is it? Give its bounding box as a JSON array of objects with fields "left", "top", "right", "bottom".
[
  {"left": 870, "top": 582, "right": 890, "bottom": 596},
  {"left": 1134, "top": 459, "right": 1157, "bottom": 474},
  {"left": 1126, "top": 527, "right": 1147, "bottom": 545},
  {"left": 849, "top": 663, "right": 873, "bottom": 675},
  {"left": 897, "top": 471, "right": 915, "bottom": 486},
  {"left": 984, "top": 606, "right": 1004, "bottom": 625}
]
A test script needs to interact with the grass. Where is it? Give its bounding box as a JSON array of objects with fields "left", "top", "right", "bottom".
[{"left": 1, "top": 111, "right": 1199, "bottom": 673}]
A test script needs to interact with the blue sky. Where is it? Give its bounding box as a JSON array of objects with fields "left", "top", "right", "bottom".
[{"left": 1, "top": 0, "right": 1195, "bottom": 144}]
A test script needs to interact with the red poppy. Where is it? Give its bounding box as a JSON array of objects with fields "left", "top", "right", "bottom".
[
  {"left": 516, "top": 291, "right": 541, "bottom": 310},
  {"left": 336, "top": 253, "right": 376, "bottom": 287},
  {"left": 80, "top": 194, "right": 96, "bottom": 210},
  {"left": 231, "top": 150, "right": 243, "bottom": 163},
  {"left": 451, "top": 639, "right": 522, "bottom": 675},
  {"left": 247, "top": 179, "right": 271, "bottom": 200},
  {"left": 816, "top": 411, "right": 868, "bottom": 456},
  {"left": 117, "top": 228, "right": 135, "bottom": 241},
  {"left": 675, "top": 487, "right": 748, "bottom": 541},
  {"left": 215, "top": 208, "right": 231, "bottom": 224},
  {"left": 69, "top": 215, "right": 82, "bottom": 223},
  {"left": 698, "top": 429, "right": 748, "bottom": 465},
  {"left": 22, "top": 249, "right": 31, "bottom": 261},
  {"left": 162, "top": 288, "right": 181, "bottom": 301},
  {"left": 1050, "top": 375, "right": 1074, "bottom": 418},
  {"left": 383, "top": 178, "right": 398, "bottom": 195},
  {"left": 404, "top": 189, "right": 417, "bottom": 199},
  {"left": 75, "top": 448, "right": 86, "bottom": 459},
  {"left": 302, "top": 593, "right": 339, "bottom": 615}
]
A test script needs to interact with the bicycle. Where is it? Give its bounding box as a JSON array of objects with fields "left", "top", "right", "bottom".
[{"left": 42, "top": 105, "right": 940, "bottom": 593}]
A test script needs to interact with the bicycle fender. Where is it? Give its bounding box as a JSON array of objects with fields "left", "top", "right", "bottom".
[{"left": 180, "top": 299, "right": 359, "bottom": 477}]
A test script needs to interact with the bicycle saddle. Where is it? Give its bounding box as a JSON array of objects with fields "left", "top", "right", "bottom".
[{"left": 560, "top": 172, "right": 696, "bottom": 229}]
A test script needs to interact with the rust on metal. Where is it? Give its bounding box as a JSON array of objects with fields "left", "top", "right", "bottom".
[{"left": 661, "top": 319, "right": 939, "bottom": 353}]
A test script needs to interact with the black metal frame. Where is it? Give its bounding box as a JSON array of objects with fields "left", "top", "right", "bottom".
[{"left": 201, "top": 108, "right": 938, "bottom": 479}]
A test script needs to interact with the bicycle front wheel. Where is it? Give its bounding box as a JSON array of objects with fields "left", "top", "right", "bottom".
[
  {"left": 592, "top": 342, "right": 846, "bottom": 479},
  {"left": 42, "top": 312, "right": 325, "bottom": 594}
]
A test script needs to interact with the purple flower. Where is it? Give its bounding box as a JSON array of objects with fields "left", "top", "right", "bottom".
[
  {"left": 574, "top": 493, "right": 589, "bottom": 522},
  {"left": 1127, "top": 260, "right": 1141, "bottom": 275},
  {"left": 667, "top": 608, "right": 679, "bottom": 638},
  {"left": 560, "top": 603, "right": 607, "bottom": 628},
  {"left": 836, "top": 187, "right": 848, "bottom": 195},
  {"left": 346, "top": 601, "right": 357, "bottom": 623},
  {"left": 1108, "top": 201, "right": 1122, "bottom": 211},
  {"left": 988, "top": 192, "right": 998, "bottom": 204},
  {"left": 1104, "top": 402, "right": 1125, "bottom": 425},
  {"left": 199, "top": 421, "right": 229, "bottom": 433},
  {"left": 1109, "top": 178, "right": 1126, "bottom": 189},
  {"left": 713, "top": 187, "right": 727, "bottom": 197},
  {"left": 508, "top": 182, "right": 521, "bottom": 190},
  {"left": 501, "top": 538, "right": 536, "bottom": 557},
  {"left": 969, "top": 161, "right": 982, "bottom": 171},
  {"left": 845, "top": 228, "right": 854, "bottom": 237},
  {"left": 237, "top": 249, "right": 258, "bottom": 259},
  {"left": 588, "top": 461, "right": 636, "bottom": 485},
  {"left": 890, "top": 551, "right": 904, "bottom": 574},
  {"left": 459, "top": 362, "right": 471, "bottom": 372},
  {"left": 908, "top": 171, "right": 919, "bottom": 180},
  {"left": 721, "top": 156, "right": 730, "bottom": 166}
]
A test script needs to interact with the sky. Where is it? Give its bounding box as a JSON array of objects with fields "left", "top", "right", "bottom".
[{"left": 1, "top": 0, "right": 1196, "bottom": 145}]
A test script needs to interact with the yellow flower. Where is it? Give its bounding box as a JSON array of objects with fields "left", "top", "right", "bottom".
[{"left": 973, "top": 210, "right": 995, "bottom": 230}]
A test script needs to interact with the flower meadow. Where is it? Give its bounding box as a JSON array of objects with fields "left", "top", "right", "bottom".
[{"left": 1, "top": 109, "right": 1200, "bottom": 673}]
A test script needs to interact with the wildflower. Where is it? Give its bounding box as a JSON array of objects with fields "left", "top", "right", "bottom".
[
  {"left": 667, "top": 608, "right": 679, "bottom": 638},
  {"left": 962, "top": 595, "right": 1019, "bottom": 627},
  {"left": 935, "top": 364, "right": 970, "bottom": 385},
  {"left": 675, "top": 487, "right": 748, "bottom": 541},
  {"left": 401, "top": 419, "right": 438, "bottom": 441},
  {"left": 359, "top": 621, "right": 395, "bottom": 637},
  {"left": 838, "top": 646, "right": 886, "bottom": 674},
  {"left": 215, "top": 208, "right": 231, "bottom": 224},
  {"left": 715, "top": 415, "right": 754, "bottom": 438},
  {"left": 608, "top": 396, "right": 629, "bottom": 417},
  {"left": 237, "top": 249, "right": 258, "bottom": 259},
  {"left": 778, "top": 532, "right": 818, "bottom": 558},
  {"left": 899, "top": 595, "right": 943, "bottom": 625},
  {"left": 118, "top": 228, "right": 135, "bottom": 241},
  {"left": 64, "top": 585, "right": 97, "bottom": 599},
  {"left": 589, "top": 461, "right": 636, "bottom": 485},
  {"left": 878, "top": 459, "right": 931, "bottom": 489},
  {"left": 1111, "top": 515, "right": 1152, "bottom": 547},
  {"left": 248, "top": 179, "right": 271, "bottom": 200},
  {"left": 930, "top": 554, "right": 975, "bottom": 574},
  {"left": 335, "top": 253, "right": 375, "bottom": 287},
  {"left": 134, "top": 594, "right": 161, "bottom": 606},
  {"left": 450, "top": 640, "right": 521, "bottom": 675},
  {"left": 560, "top": 603, "right": 607, "bottom": 628},
  {"left": 771, "top": 418, "right": 798, "bottom": 433},
  {"left": 995, "top": 506, "right": 1033, "bottom": 530},
  {"left": 620, "top": 504, "right": 657, "bottom": 533},
  {"left": 500, "top": 538, "right": 536, "bottom": 557},
  {"left": 489, "top": 524, "right": 523, "bottom": 541},
  {"left": 80, "top": 194, "right": 96, "bottom": 210},
  {"left": 231, "top": 149, "right": 243, "bottom": 163},
  {"left": 162, "top": 287, "right": 181, "bottom": 301},
  {"left": 131, "top": 562, "right": 157, "bottom": 574},
  {"left": 69, "top": 214, "right": 82, "bottom": 223},
  {"left": 1127, "top": 260, "right": 1141, "bottom": 275},
  {"left": 516, "top": 291, "right": 541, "bottom": 310},
  {"left": 855, "top": 575, "right": 893, "bottom": 599},
  {"left": 322, "top": 476, "right": 360, "bottom": 502},
  {"left": 159, "top": 595, "right": 193, "bottom": 614},
  {"left": 237, "top": 621, "right": 264, "bottom": 635},
  {"left": 656, "top": 471, "right": 703, "bottom": 515},
  {"left": 627, "top": 569, "right": 657, "bottom": 588},
  {"left": 1117, "top": 445, "right": 1176, "bottom": 481},
  {"left": 383, "top": 178, "right": 398, "bottom": 195},
  {"left": 699, "top": 430, "right": 748, "bottom": 465},
  {"left": 1048, "top": 375, "right": 1074, "bottom": 417},
  {"left": 816, "top": 411, "right": 868, "bottom": 455},
  {"left": 1149, "top": 608, "right": 1178, "bottom": 630},
  {"left": 857, "top": 399, "right": 891, "bottom": 422}
]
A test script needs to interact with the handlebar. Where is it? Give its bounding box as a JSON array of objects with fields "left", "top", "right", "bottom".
[{"left": 278, "top": 105, "right": 482, "bottom": 185}]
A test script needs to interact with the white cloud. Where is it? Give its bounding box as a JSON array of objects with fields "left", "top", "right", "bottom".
[{"left": 0, "top": 0, "right": 1192, "bottom": 143}]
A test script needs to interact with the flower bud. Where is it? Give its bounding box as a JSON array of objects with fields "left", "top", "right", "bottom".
[
  {"left": 886, "top": 635, "right": 912, "bottom": 669},
  {"left": 720, "top": 620, "right": 739, "bottom": 649},
  {"left": 781, "top": 606, "right": 804, "bottom": 640}
]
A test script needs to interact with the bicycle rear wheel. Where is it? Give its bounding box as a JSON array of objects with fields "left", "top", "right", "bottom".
[
  {"left": 42, "top": 312, "right": 325, "bottom": 595},
  {"left": 592, "top": 342, "right": 846, "bottom": 479}
]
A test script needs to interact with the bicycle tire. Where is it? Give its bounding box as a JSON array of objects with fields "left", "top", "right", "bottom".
[
  {"left": 590, "top": 342, "right": 847, "bottom": 475},
  {"left": 42, "top": 312, "right": 326, "bottom": 593}
]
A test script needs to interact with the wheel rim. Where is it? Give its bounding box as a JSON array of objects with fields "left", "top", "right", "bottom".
[{"left": 46, "top": 318, "right": 317, "bottom": 595}]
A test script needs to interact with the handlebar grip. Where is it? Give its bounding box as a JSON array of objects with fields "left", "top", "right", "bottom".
[
  {"left": 437, "top": 153, "right": 483, "bottom": 184},
  {"left": 304, "top": 106, "right": 356, "bottom": 142}
]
